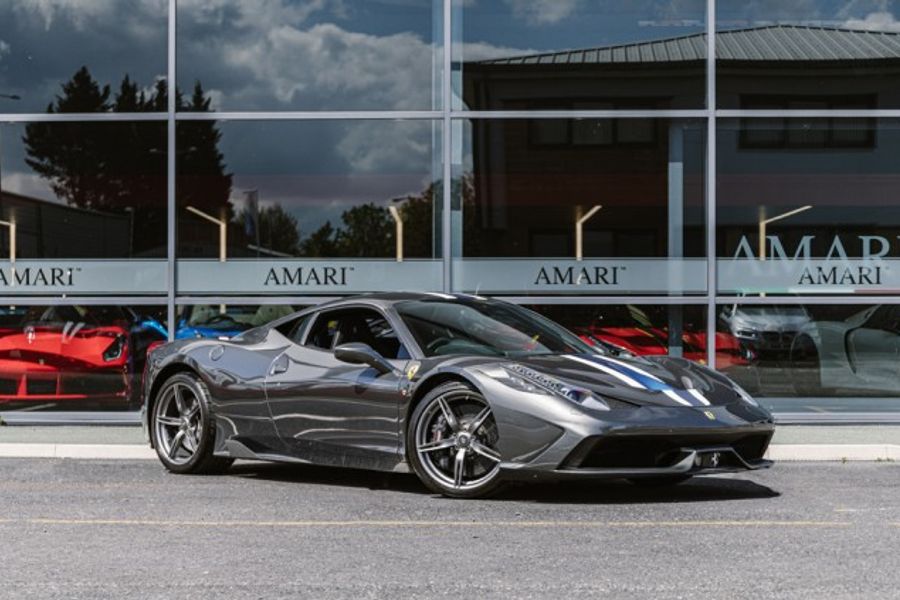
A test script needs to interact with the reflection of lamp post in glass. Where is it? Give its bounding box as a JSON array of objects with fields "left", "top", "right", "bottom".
[
  {"left": 575, "top": 204, "right": 602, "bottom": 261},
  {"left": 757, "top": 205, "right": 813, "bottom": 261},
  {"left": 0, "top": 218, "right": 17, "bottom": 286},
  {"left": 389, "top": 197, "right": 407, "bottom": 263},
  {"left": 186, "top": 205, "right": 227, "bottom": 263},
  {"left": 186, "top": 206, "right": 227, "bottom": 314}
]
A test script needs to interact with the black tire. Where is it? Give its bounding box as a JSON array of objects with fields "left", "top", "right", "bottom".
[
  {"left": 627, "top": 475, "right": 692, "bottom": 487},
  {"left": 407, "top": 381, "right": 507, "bottom": 499},
  {"left": 150, "top": 372, "right": 233, "bottom": 475},
  {"left": 790, "top": 335, "right": 823, "bottom": 396}
]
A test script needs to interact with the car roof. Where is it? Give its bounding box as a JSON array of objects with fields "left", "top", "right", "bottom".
[{"left": 313, "top": 292, "right": 494, "bottom": 310}]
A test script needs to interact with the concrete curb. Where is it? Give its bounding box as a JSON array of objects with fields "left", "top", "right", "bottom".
[
  {"left": 0, "top": 443, "right": 898, "bottom": 462},
  {"left": 765, "top": 444, "right": 900, "bottom": 462},
  {"left": 0, "top": 443, "right": 156, "bottom": 460}
]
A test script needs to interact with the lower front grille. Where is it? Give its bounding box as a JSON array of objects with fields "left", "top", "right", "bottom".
[{"left": 564, "top": 431, "right": 773, "bottom": 470}]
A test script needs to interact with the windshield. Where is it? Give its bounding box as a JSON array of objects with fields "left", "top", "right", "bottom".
[{"left": 396, "top": 299, "right": 593, "bottom": 358}]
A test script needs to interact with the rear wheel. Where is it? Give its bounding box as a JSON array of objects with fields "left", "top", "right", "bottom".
[
  {"left": 150, "top": 372, "right": 233, "bottom": 475},
  {"left": 407, "top": 381, "right": 506, "bottom": 499}
]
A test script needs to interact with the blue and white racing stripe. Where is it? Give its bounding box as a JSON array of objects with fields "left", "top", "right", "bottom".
[{"left": 564, "top": 354, "right": 711, "bottom": 407}]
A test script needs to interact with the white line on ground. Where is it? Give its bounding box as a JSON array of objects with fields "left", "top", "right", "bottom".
[{"left": 0, "top": 517, "right": 853, "bottom": 528}]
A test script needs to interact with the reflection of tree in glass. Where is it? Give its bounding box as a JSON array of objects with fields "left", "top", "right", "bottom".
[
  {"left": 22, "top": 67, "right": 231, "bottom": 257},
  {"left": 299, "top": 184, "right": 439, "bottom": 259},
  {"left": 239, "top": 204, "right": 301, "bottom": 256}
]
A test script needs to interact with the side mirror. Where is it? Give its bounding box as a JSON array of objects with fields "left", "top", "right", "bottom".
[{"left": 334, "top": 343, "right": 395, "bottom": 375}]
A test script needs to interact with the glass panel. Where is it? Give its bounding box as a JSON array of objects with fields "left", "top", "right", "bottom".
[
  {"left": 717, "top": 2, "right": 900, "bottom": 109},
  {"left": 0, "top": 304, "right": 167, "bottom": 412},
  {"left": 454, "top": 0, "right": 706, "bottom": 110},
  {"left": 0, "top": 1, "right": 168, "bottom": 114},
  {"left": 177, "top": 0, "right": 442, "bottom": 111},
  {"left": 0, "top": 122, "right": 167, "bottom": 295},
  {"left": 176, "top": 119, "right": 442, "bottom": 295},
  {"left": 452, "top": 118, "right": 707, "bottom": 295},
  {"left": 528, "top": 304, "right": 711, "bottom": 364},
  {"left": 717, "top": 118, "right": 900, "bottom": 296},
  {"left": 716, "top": 303, "right": 900, "bottom": 410},
  {"left": 175, "top": 304, "right": 305, "bottom": 339}
]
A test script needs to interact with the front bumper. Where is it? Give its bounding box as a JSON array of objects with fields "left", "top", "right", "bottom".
[{"left": 496, "top": 403, "right": 775, "bottom": 481}]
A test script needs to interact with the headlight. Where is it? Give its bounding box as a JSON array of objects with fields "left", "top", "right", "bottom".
[
  {"left": 102, "top": 335, "right": 126, "bottom": 362},
  {"left": 480, "top": 364, "right": 610, "bottom": 411},
  {"left": 731, "top": 381, "right": 759, "bottom": 407}
]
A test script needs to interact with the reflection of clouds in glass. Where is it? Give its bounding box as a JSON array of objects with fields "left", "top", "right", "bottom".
[
  {"left": 461, "top": 41, "right": 538, "bottom": 61},
  {"left": 843, "top": 11, "right": 900, "bottom": 31},
  {"left": 717, "top": 0, "right": 821, "bottom": 27},
  {"left": 11, "top": 0, "right": 165, "bottom": 33},
  {"left": 1, "top": 171, "right": 56, "bottom": 204},
  {"left": 181, "top": 0, "right": 340, "bottom": 29},
  {"left": 1, "top": 1, "right": 167, "bottom": 111},
  {"left": 178, "top": 0, "right": 437, "bottom": 111},
  {"left": 217, "top": 120, "right": 436, "bottom": 226},
  {"left": 217, "top": 23, "right": 432, "bottom": 109},
  {"left": 336, "top": 121, "right": 433, "bottom": 172},
  {"left": 503, "top": 0, "right": 583, "bottom": 25}
]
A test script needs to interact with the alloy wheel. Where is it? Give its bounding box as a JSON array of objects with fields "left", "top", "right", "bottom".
[
  {"left": 415, "top": 390, "right": 501, "bottom": 492},
  {"left": 154, "top": 382, "right": 203, "bottom": 465}
]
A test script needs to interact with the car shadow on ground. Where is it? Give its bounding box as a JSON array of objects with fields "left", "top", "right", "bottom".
[{"left": 227, "top": 462, "right": 779, "bottom": 504}]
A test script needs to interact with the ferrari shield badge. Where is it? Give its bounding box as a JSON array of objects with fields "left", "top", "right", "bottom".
[{"left": 406, "top": 362, "right": 420, "bottom": 380}]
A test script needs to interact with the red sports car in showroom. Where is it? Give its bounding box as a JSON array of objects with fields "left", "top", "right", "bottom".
[{"left": 0, "top": 306, "right": 162, "bottom": 406}]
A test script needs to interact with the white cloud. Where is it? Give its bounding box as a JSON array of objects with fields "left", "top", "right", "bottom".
[
  {"left": 0, "top": 40, "right": 10, "bottom": 60},
  {"left": 843, "top": 10, "right": 900, "bottom": 31},
  {"left": 0, "top": 171, "right": 58, "bottom": 204},
  {"left": 336, "top": 120, "right": 432, "bottom": 172},
  {"left": 11, "top": 0, "right": 165, "bottom": 32},
  {"left": 461, "top": 41, "right": 539, "bottom": 61},
  {"left": 221, "top": 23, "right": 433, "bottom": 110},
  {"left": 503, "top": 0, "right": 583, "bottom": 25}
]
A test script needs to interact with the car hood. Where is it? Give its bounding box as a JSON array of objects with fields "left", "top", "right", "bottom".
[{"left": 488, "top": 353, "right": 746, "bottom": 409}]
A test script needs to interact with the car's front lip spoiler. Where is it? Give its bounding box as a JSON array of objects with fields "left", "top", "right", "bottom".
[{"left": 500, "top": 447, "right": 773, "bottom": 481}]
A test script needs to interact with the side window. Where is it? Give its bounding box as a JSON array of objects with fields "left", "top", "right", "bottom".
[
  {"left": 306, "top": 312, "right": 342, "bottom": 350},
  {"left": 275, "top": 313, "right": 312, "bottom": 344},
  {"left": 305, "top": 308, "right": 407, "bottom": 360}
]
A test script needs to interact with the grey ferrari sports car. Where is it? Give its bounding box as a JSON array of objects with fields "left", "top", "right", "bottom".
[{"left": 142, "top": 293, "right": 774, "bottom": 498}]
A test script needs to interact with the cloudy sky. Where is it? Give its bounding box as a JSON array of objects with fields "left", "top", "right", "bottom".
[{"left": 2, "top": 0, "right": 900, "bottom": 235}]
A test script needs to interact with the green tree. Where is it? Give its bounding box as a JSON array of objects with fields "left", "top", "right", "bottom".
[
  {"left": 240, "top": 204, "right": 301, "bottom": 256},
  {"left": 300, "top": 221, "right": 340, "bottom": 257},
  {"left": 23, "top": 69, "right": 231, "bottom": 257},
  {"left": 335, "top": 203, "right": 394, "bottom": 257}
]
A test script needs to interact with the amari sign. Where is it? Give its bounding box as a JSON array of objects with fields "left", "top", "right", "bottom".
[
  {"left": 455, "top": 259, "right": 707, "bottom": 294},
  {"left": 0, "top": 261, "right": 166, "bottom": 294},
  {"left": 177, "top": 260, "right": 443, "bottom": 295},
  {"left": 718, "top": 234, "right": 900, "bottom": 294}
]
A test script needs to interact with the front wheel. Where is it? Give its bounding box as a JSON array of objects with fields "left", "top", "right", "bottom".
[
  {"left": 150, "top": 372, "right": 233, "bottom": 475},
  {"left": 407, "top": 381, "right": 506, "bottom": 499}
]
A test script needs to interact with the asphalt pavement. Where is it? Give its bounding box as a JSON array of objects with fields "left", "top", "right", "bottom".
[{"left": 1, "top": 459, "right": 898, "bottom": 599}]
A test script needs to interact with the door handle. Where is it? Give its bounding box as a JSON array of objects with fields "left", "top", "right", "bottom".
[{"left": 270, "top": 354, "right": 289, "bottom": 376}]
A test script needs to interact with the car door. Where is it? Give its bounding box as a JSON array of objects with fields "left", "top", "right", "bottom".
[{"left": 264, "top": 306, "right": 411, "bottom": 471}]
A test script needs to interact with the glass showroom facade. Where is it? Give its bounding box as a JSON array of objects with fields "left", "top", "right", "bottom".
[{"left": 3, "top": 1, "right": 900, "bottom": 420}]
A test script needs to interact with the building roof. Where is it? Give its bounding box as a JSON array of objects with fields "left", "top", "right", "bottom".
[{"left": 476, "top": 25, "right": 900, "bottom": 66}]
